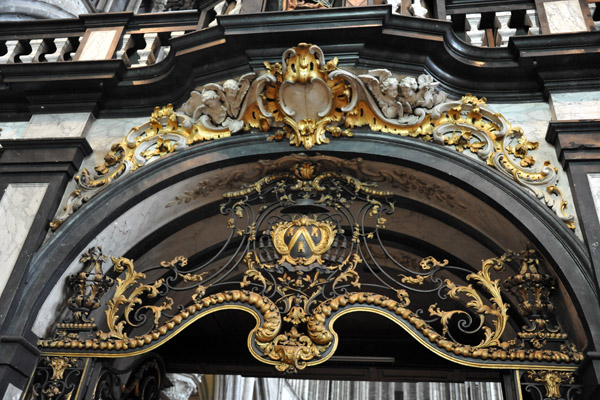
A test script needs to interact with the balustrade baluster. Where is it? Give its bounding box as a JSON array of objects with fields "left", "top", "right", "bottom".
[
  {"left": 479, "top": 12, "right": 501, "bottom": 47},
  {"left": 451, "top": 13, "right": 471, "bottom": 43},
  {"left": 35, "top": 38, "right": 58, "bottom": 62},
  {"left": 508, "top": 9, "right": 532, "bottom": 36},
  {"left": 133, "top": 33, "right": 159, "bottom": 67}
]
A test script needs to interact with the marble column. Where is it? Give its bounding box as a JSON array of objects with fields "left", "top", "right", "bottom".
[{"left": 0, "top": 183, "right": 48, "bottom": 298}]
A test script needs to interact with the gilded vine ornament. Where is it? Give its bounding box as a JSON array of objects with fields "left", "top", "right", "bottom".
[
  {"left": 50, "top": 104, "right": 231, "bottom": 230},
  {"left": 51, "top": 43, "right": 574, "bottom": 231},
  {"left": 41, "top": 164, "right": 582, "bottom": 374},
  {"left": 525, "top": 370, "right": 575, "bottom": 399}
]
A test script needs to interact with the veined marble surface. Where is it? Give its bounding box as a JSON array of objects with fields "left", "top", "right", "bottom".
[
  {"left": 0, "top": 121, "right": 27, "bottom": 139},
  {"left": 544, "top": 0, "right": 587, "bottom": 33},
  {"left": 1, "top": 384, "right": 22, "bottom": 400},
  {"left": 23, "top": 112, "right": 93, "bottom": 138},
  {"left": 551, "top": 91, "right": 600, "bottom": 120},
  {"left": 78, "top": 29, "right": 120, "bottom": 61},
  {"left": 0, "top": 183, "right": 48, "bottom": 297},
  {"left": 589, "top": 174, "right": 600, "bottom": 227},
  {"left": 485, "top": 102, "right": 580, "bottom": 237}
]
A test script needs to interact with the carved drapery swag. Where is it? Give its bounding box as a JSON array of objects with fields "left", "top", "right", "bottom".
[
  {"left": 40, "top": 160, "right": 581, "bottom": 386},
  {"left": 50, "top": 43, "right": 574, "bottom": 231}
]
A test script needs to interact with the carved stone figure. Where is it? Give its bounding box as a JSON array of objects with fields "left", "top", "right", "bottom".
[
  {"left": 181, "top": 73, "right": 255, "bottom": 132},
  {"left": 416, "top": 74, "right": 447, "bottom": 108},
  {"left": 399, "top": 74, "right": 447, "bottom": 115},
  {"left": 360, "top": 69, "right": 405, "bottom": 119},
  {"left": 399, "top": 76, "right": 419, "bottom": 114}
]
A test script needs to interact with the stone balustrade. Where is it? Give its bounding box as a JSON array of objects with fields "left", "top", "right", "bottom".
[
  {"left": 0, "top": 11, "right": 198, "bottom": 66},
  {"left": 0, "top": 0, "right": 597, "bottom": 67}
]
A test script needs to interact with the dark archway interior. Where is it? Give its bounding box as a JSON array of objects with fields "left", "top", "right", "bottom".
[{"left": 156, "top": 309, "right": 503, "bottom": 383}]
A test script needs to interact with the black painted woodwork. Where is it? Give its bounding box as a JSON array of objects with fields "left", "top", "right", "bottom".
[
  {"left": 1, "top": 133, "right": 596, "bottom": 396},
  {"left": 1, "top": 6, "right": 599, "bottom": 121},
  {"left": 0, "top": 138, "right": 91, "bottom": 395}
]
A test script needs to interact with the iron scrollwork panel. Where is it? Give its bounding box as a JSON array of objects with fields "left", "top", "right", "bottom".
[{"left": 39, "top": 160, "right": 582, "bottom": 377}]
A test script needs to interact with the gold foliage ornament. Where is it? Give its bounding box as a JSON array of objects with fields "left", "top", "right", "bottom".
[
  {"left": 40, "top": 162, "right": 582, "bottom": 376},
  {"left": 524, "top": 370, "right": 576, "bottom": 399},
  {"left": 50, "top": 104, "right": 231, "bottom": 230},
  {"left": 51, "top": 43, "right": 574, "bottom": 232},
  {"left": 24, "top": 356, "right": 86, "bottom": 400}
]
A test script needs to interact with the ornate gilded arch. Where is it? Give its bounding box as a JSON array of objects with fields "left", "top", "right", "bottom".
[
  {"left": 32, "top": 156, "right": 585, "bottom": 399},
  {"left": 26, "top": 43, "right": 592, "bottom": 400}
]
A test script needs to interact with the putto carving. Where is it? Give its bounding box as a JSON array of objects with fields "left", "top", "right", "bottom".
[
  {"left": 359, "top": 70, "right": 447, "bottom": 124},
  {"left": 51, "top": 43, "right": 574, "bottom": 232},
  {"left": 181, "top": 73, "right": 255, "bottom": 133}
]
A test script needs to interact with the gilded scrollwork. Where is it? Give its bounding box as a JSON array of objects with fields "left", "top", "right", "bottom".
[
  {"left": 41, "top": 161, "right": 582, "bottom": 375},
  {"left": 24, "top": 356, "right": 86, "bottom": 400},
  {"left": 51, "top": 43, "right": 574, "bottom": 231},
  {"left": 523, "top": 370, "right": 577, "bottom": 399},
  {"left": 50, "top": 104, "right": 231, "bottom": 230}
]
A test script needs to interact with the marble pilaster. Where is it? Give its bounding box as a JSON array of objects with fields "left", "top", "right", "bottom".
[
  {"left": 588, "top": 174, "right": 600, "bottom": 226},
  {"left": 0, "top": 183, "right": 48, "bottom": 297},
  {"left": 22, "top": 113, "right": 94, "bottom": 139},
  {"left": 550, "top": 91, "right": 600, "bottom": 121}
]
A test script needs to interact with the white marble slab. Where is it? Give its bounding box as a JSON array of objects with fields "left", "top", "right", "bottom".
[
  {"left": 23, "top": 113, "right": 93, "bottom": 138},
  {"left": 0, "top": 183, "right": 48, "bottom": 298},
  {"left": 544, "top": 0, "right": 588, "bottom": 33},
  {"left": 2, "top": 384, "right": 22, "bottom": 400},
  {"left": 78, "top": 29, "right": 120, "bottom": 61},
  {"left": 589, "top": 174, "right": 600, "bottom": 227},
  {"left": 550, "top": 92, "right": 600, "bottom": 120},
  {"left": 0, "top": 121, "right": 28, "bottom": 139}
]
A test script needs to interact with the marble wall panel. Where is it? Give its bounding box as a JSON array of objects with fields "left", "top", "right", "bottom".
[
  {"left": 23, "top": 112, "right": 93, "bottom": 138},
  {"left": 544, "top": 0, "right": 588, "bottom": 33},
  {"left": 588, "top": 174, "right": 600, "bottom": 227},
  {"left": 1, "top": 384, "right": 22, "bottom": 400},
  {"left": 0, "top": 121, "right": 28, "bottom": 139},
  {"left": 0, "top": 183, "right": 48, "bottom": 298},
  {"left": 550, "top": 91, "right": 600, "bottom": 120}
]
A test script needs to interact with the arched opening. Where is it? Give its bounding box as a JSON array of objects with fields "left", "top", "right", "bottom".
[{"left": 19, "top": 132, "right": 595, "bottom": 399}]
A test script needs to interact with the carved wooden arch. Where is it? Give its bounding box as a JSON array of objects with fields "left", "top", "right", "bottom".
[
  {"left": 25, "top": 146, "right": 594, "bottom": 399},
  {"left": 17, "top": 44, "right": 598, "bottom": 400}
]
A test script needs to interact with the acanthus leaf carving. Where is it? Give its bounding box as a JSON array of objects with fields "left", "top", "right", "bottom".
[{"left": 51, "top": 43, "right": 575, "bottom": 233}]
